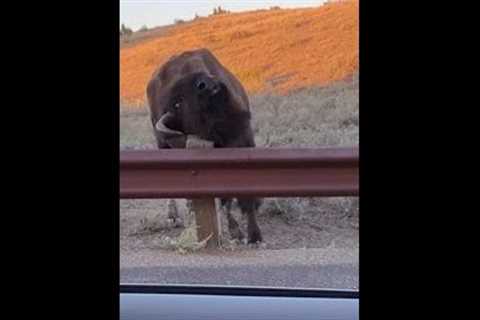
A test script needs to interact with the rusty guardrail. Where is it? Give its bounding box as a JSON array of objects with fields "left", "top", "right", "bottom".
[{"left": 120, "top": 147, "right": 358, "bottom": 199}]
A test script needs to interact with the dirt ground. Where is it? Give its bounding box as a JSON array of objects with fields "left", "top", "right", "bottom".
[{"left": 120, "top": 197, "right": 358, "bottom": 252}]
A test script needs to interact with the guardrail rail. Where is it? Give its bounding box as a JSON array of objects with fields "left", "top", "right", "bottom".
[
  {"left": 120, "top": 147, "right": 359, "bottom": 247},
  {"left": 120, "top": 147, "right": 358, "bottom": 198}
]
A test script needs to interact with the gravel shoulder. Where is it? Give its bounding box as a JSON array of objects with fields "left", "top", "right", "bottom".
[{"left": 121, "top": 247, "right": 359, "bottom": 289}]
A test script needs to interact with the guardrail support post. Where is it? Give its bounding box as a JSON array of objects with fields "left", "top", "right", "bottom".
[{"left": 186, "top": 135, "right": 222, "bottom": 248}]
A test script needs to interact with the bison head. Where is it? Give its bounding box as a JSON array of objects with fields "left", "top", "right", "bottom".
[
  {"left": 153, "top": 71, "right": 232, "bottom": 146},
  {"left": 147, "top": 49, "right": 253, "bottom": 149}
]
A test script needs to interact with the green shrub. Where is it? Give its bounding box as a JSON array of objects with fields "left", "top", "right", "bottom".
[
  {"left": 211, "top": 6, "right": 230, "bottom": 16},
  {"left": 120, "top": 23, "right": 133, "bottom": 36}
]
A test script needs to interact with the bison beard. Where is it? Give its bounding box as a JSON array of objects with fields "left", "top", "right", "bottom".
[{"left": 146, "top": 48, "right": 263, "bottom": 244}]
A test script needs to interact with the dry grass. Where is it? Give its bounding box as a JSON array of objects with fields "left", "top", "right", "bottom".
[
  {"left": 120, "top": 0, "right": 358, "bottom": 104},
  {"left": 120, "top": 25, "right": 175, "bottom": 49},
  {"left": 120, "top": 72, "right": 358, "bottom": 149},
  {"left": 251, "top": 72, "right": 358, "bottom": 147},
  {"left": 157, "top": 224, "right": 213, "bottom": 254}
]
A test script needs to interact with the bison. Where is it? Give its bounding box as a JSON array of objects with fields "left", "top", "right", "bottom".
[{"left": 146, "top": 48, "right": 262, "bottom": 244}]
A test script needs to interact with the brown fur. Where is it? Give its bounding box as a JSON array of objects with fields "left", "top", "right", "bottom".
[{"left": 146, "top": 48, "right": 262, "bottom": 243}]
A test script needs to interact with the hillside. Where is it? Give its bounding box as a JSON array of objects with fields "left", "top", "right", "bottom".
[{"left": 120, "top": 0, "right": 358, "bottom": 105}]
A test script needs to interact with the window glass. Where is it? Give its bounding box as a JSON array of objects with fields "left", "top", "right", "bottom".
[{"left": 120, "top": 0, "right": 358, "bottom": 290}]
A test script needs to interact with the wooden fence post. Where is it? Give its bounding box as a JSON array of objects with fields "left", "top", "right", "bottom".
[{"left": 186, "top": 135, "right": 222, "bottom": 248}]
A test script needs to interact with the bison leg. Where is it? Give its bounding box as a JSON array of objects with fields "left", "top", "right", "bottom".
[
  {"left": 237, "top": 198, "right": 263, "bottom": 244},
  {"left": 220, "top": 198, "right": 245, "bottom": 241}
]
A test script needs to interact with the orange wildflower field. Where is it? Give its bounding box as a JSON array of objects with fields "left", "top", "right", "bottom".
[{"left": 120, "top": 0, "right": 358, "bottom": 105}]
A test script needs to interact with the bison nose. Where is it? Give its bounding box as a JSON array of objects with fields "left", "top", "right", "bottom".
[{"left": 196, "top": 80, "right": 207, "bottom": 91}]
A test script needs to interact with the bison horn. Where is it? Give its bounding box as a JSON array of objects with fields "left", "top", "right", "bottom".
[{"left": 155, "top": 112, "right": 183, "bottom": 136}]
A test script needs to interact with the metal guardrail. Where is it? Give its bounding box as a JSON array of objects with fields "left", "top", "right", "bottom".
[{"left": 120, "top": 147, "right": 358, "bottom": 199}]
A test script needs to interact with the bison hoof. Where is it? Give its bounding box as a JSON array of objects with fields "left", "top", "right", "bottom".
[{"left": 248, "top": 229, "right": 263, "bottom": 244}]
